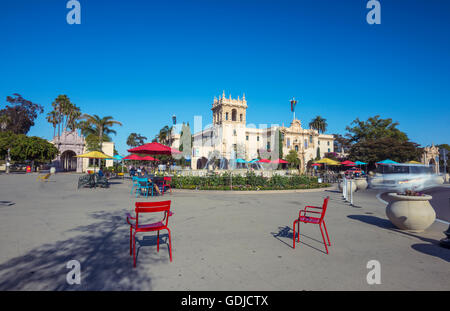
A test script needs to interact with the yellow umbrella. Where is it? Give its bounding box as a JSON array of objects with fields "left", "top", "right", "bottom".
[
  {"left": 314, "top": 158, "right": 341, "bottom": 165},
  {"left": 406, "top": 160, "right": 421, "bottom": 164},
  {"left": 75, "top": 151, "right": 113, "bottom": 172}
]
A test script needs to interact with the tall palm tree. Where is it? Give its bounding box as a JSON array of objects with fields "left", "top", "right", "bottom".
[
  {"left": 127, "top": 133, "right": 147, "bottom": 147},
  {"left": 157, "top": 125, "right": 171, "bottom": 145},
  {"left": 309, "top": 116, "right": 328, "bottom": 134},
  {"left": 46, "top": 110, "right": 58, "bottom": 138},
  {"left": 79, "top": 114, "right": 122, "bottom": 150}
]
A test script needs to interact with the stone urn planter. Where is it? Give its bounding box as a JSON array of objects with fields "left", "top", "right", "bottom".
[
  {"left": 386, "top": 193, "right": 435, "bottom": 232},
  {"left": 354, "top": 178, "right": 368, "bottom": 191}
]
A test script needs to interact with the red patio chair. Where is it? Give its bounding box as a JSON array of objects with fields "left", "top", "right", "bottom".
[
  {"left": 293, "top": 196, "right": 331, "bottom": 254},
  {"left": 163, "top": 176, "right": 172, "bottom": 194},
  {"left": 126, "top": 200, "right": 173, "bottom": 267}
]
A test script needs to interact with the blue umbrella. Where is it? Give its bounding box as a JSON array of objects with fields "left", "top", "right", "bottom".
[
  {"left": 376, "top": 159, "right": 398, "bottom": 164},
  {"left": 235, "top": 158, "right": 247, "bottom": 163},
  {"left": 355, "top": 160, "right": 367, "bottom": 165}
]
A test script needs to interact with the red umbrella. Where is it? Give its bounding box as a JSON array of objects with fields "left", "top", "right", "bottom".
[
  {"left": 341, "top": 160, "right": 356, "bottom": 166},
  {"left": 271, "top": 159, "right": 289, "bottom": 164},
  {"left": 128, "top": 142, "right": 181, "bottom": 155},
  {"left": 311, "top": 163, "right": 322, "bottom": 166},
  {"left": 257, "top": 159, "right": 271, "bottom": 163},
  {"left": 141, "top": 156, "right": 159, "bottom": 161},
  {"left": 123, "top": 154, "right": 145, "bottom": 160}
]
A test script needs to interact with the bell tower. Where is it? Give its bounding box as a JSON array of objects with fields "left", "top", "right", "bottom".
[{"left": 212, "top": 91, "right": 247, "bottom": 125}]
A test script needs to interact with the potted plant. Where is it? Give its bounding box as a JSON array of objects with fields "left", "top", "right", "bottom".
[{"left": 386, "top": 190, "right": 435, "bottom": 232}]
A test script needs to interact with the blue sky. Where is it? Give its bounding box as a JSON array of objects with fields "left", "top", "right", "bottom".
[{"left": 1, "top": 0, "right": 449, "bottom": 155}]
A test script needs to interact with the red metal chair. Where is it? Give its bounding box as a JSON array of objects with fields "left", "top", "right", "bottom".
[
  {"left": 163, "top": 176, "right": 172, "bottom": 194},
  {"left": 126, "top": 200, "right": 173, "bottom": 267},
  {"left": 293, "top": 196, "right": 331, "bottom": 254}
]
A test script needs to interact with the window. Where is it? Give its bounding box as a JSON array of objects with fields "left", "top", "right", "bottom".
[
  {"left": 295, "top": 145, "right": 299, "bottom": 152},
  {"left": 304, "top": 139, "right": 308, "bottom": 149},
  {"left": 257, "top": 136, "right": 259, "bottom": 142},
  {"left": 327, "top": 141, "right": 330, "bottom": 146},
  {"left": 246, "top": 135, "right": 249, "bottom": 141},
  {"left": 328, "top": 148, "right": 330, "bottom": 152},
  {"left": 267, "top": 142, "right": 271, "bottom": 150},
  {"left": 287, "top": 138, "right": 290, "bottom": 148},
  {"left": 232, "top": 109, "right": 237, "bottom": 121},
  {"left": 240, "top": 114, "right": 243, "bottom": 122},
  {"left": 226, "top": 112, "right": 228, "bottom": 120},
  {"left": 309, "top": 135, "right": 313, "bottom": 143},
  {"left": 233, "top": 129, "right": 237, "bottom": 136}
]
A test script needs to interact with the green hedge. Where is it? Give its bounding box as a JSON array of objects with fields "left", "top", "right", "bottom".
[{"left": 171, "top": 172, "right": 329, "bottom": 191}]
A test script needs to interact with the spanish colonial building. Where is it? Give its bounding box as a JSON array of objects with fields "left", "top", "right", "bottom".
[
  {"left": 50, "top": 130, "right": 114, "bottom": 173},
  {"left": 171, "top": 91, "right": 335, "bottom": 172}
]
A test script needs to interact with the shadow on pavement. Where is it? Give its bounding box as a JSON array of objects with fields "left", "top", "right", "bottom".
[
  {"left": 0, "top": 210, "right": 167, "bottom": 290},
  {"left": 271, "top": 226, "right": 327, "bottom": 254},
  {"left": 348, "top": 214, "right": 450, "bottom": 263}
]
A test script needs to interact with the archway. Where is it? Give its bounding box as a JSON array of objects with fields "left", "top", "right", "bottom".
[
  {"left": 196, "top": 157, "right": 208, "bottom": 169},
  {"left": 60, "top": 150, "right": 77, "bottom": 171}
]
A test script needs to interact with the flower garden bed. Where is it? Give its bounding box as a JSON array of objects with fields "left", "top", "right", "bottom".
[{"left": 171, "top": 172, "right": 329, "bottom": 191}]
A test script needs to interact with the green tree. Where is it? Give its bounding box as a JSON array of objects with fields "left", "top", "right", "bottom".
[
  {"left": 126, "top": 133, "right": 147, "bottom": 147},
  {"left": 0, "top": 131, "right": 59, "bottom": 169},
  {"left": 309, "top": 116, "right": 327, "bottom": 133},
  {"left": 345, "top": 115, "right": 408, "bottom": 143},
  {"left": 0, "top": 94, "right": 43, "bottom": 134},
  {"left": 278, "top": 129, "right": 283, "bottom": 160},
  {"left": 316, "top": 147, "right": 321, "bottom": 160},
  {"left": 349, "top": 137, "right": 422, "bottom": 170},
  {"left": 79, "top": 114, "right": 122, "bottom": 151},
  {"left": 286, "top": 149, "right": 300, "bottom": 168}
]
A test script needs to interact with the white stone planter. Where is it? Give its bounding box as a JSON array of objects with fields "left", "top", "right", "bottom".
[
  {"left": 386, "top": 193, "right": 435, "bottom": 232},
  {"left": 354, "top": 178, "right": 368, "bottom": 191}
]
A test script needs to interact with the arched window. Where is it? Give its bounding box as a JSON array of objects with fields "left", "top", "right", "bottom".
[
  {"left": 295, "top": 145, "right": 299, "bottom": 152},
  {"left": 232, "top": 109, "right": 237, "bottom": 121},
  {"left": 225, "top": 112, "right": 228, "bottom": 120}
]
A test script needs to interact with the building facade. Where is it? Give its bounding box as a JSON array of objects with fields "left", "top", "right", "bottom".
[
  {"left": 172, "top": 92, "right": 335, "bottom": 172},
  {"left": 50, "top": 131, "right": 114, "bottom": 172}
]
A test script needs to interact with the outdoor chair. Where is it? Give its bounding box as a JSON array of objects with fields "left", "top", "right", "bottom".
[
  {"left": 131, "top": 176, "right": 139, "bottom": 194},
  {"left": 163, "top": 176, "right": 172, "bottom": 194},
  {"left": 94, "top": 173, "right": 110, "bottom": 188},
  {"left": 136, "top": 177, "right": 153, "bottom": 198},
  {"left": 36, "top": 173, "right": 51, "bottom": 182},
  {"left": 126, "top": 200, "right": 173, "bottom": 267},
  {"left": 77, "top": 174, "right": 95, "bottom": 189},
  {"left": 293, "top": 196, "right": 331, "bottom": 254}
]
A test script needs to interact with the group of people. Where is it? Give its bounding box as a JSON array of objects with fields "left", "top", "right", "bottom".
[{"left": 129, "top": 166, "right": 163, "bottom": 195}]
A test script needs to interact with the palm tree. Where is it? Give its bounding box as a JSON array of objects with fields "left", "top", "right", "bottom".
[
  {"left": 127, "top": 133, "right": 147, "bottom": 147},
  {"left": 46, "top": 111, "right": 58, "bottom": 138},
  {"left": 157, "top": 125, "right": 171, "bottom": 145},
  {"left": 309, "top": 116, "right": 328, "bottom": 134},
  {"left": 79, "top": 114, "right": 122, "bottom": 150}
]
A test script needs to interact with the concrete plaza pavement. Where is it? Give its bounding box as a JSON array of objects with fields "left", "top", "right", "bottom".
[{"left": 0, "top": 173, "right": 449, "bottom": 290}]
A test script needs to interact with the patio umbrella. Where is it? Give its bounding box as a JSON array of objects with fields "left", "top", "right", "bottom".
[
  {"left": 314, "top": 158, "right": 340, "bottom": 165},
  {"left": 406, "top": 160, "right": 421, "bottom": 164},
  {"left": 141, "top": 156, "right": 159, "bottom": 161},
  {"left": 341, "top": 160, "right": 356, "bottom": 166},
  {"left": 376, "top": 159, "right": 398, "bottom": 165},
  {"left": 128, "top": 142, "right": 181, "bottom": 155},
  {"left": 235, "top": 158, "right": 247, "bottom": 163},
  {"left": 271, "top": 159, "right": 289, "bottom": 164},
  {"left": 354, "top": 161, "right": 367, "bottom": 165},
  {"left": 311, "top": 163, "right": 322, "bottom": 166},
  {"left": 123, "top": 154, "right": 145, "bottom": 161},
  {"left": 75, "top": 151, "right": 113, "bottom": 173},
  {"left": 257, "top": 159, "right": 271, "bottom": 163}
]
